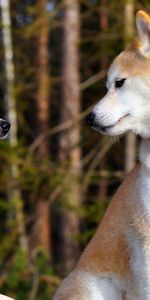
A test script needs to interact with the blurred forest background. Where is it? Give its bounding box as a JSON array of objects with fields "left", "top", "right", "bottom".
[{"left": 0, "top": 0, "right": 149, "bottom": 299}]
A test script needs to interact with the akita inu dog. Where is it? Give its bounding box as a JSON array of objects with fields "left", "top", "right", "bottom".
[
  {"left": 0, "top": 295, "right": 14, "bottom": 300},
  {"left": 53, "top": 10, "right": 150, "bottom": 300},
  {"left": 0, "top": 119, "right": 12, "bottom": 300},
  {"left": 0, "top": 119, "right": 10, "bottom": 139}
]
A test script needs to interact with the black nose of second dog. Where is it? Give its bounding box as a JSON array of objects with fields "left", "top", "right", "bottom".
[
  {"left": 1, "top": 120, "right": 10, "bottom": 134},
  {"left": 85, "top": 112, "right": 95, "bottom": 127}
]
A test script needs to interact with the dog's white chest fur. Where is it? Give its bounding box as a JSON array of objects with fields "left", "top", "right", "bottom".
[
  {"left": 139, "top": 139, "right": 150, "bottom": 215},
  {"left": 84, "top": 274, "right": 123, "bottom": 300},
  {"left": 127, "top": 139, "right": 150, "bottom": 300}
]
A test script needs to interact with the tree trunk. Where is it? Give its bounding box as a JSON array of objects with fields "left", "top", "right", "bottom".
[
  {"left": 98, "top": 0, "right": 109, "bottom": 203},
  {"left": 99, "top": 0, "right": 108, "bottom": 69},
  {"left": 1, "top": 0, "right": 28, "bottom": 252},
  {"left": 36, "top": 0, "right": 50, "bottom": 156},
  {"left": 124, "top": 0, "right": 136, "bottom": 173},
  {"left": 58, "top": 0, "right": 81, "bottom": 273},
  {"left": 31, "top": 0, "right": 51, "bottom": 255}
]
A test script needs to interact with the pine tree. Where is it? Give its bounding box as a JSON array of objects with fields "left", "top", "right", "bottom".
[{"left": 58, "top": 0, "right": 81, "bottom": 273}]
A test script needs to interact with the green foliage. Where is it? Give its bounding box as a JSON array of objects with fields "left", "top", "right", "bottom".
[
  {"left": 79, "top": 200, "right": 109, "bottom": 246},
  {"left": 1, "top": 248, "right": 58, "bottom": 300}
]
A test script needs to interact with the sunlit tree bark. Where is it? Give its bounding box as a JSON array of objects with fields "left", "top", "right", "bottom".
[
  {"left": 58, "top": 0, "right": 81, "bottom": 273},
  {"left": 98, "top": 0, "right": 109, "bottom": 203},
  {"left": 124, "top": 0, "right": 136, "bottom": 173},
  {"left": 1, "top": 0, "right": 28, "bottom": 251}
]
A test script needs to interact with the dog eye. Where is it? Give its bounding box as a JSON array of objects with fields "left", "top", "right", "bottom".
[{"left": 115, "top": 78, "right": 126, "bottom": 88}]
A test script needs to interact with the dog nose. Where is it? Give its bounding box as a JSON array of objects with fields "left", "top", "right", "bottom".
[
  {"left": 1, "top": 120, "right": 10, "bottom": 134},
  {"left": 85, "top": 112, "right": 95, "bottom": 127}
]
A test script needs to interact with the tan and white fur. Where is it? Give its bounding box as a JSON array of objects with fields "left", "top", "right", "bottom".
[
  {"left": 53, "top": 10, "right": 150, "bottom": 300},
  {"left": 0, "top": 296, "right": 14, "bottom": 300}
]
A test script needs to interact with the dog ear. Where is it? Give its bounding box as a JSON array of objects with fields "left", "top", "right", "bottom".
[{"left": 136, "top": 10, "right": 150, "bottom": 58}]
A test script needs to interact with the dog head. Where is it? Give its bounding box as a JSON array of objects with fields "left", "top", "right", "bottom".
[
  {"left": 0, "top": 119, "right": 10, "bottom": 139},
  {"left": 85, "top": 10, "right": 150, "bottom": 138}
]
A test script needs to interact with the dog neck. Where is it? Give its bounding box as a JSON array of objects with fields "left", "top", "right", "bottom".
[{"left": 139, "top": 138, "right": 150, "bottom": 169}]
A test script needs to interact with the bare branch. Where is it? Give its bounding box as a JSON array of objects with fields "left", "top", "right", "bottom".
[
  {"left": 28, "top": 106, "right": 93, "bottom": 153},
  {"left": 82, "top": 138, "right": 118, "bottom": 192},
  {"left": 80, "top": 70, "right": 106, "bottom": 91}
]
